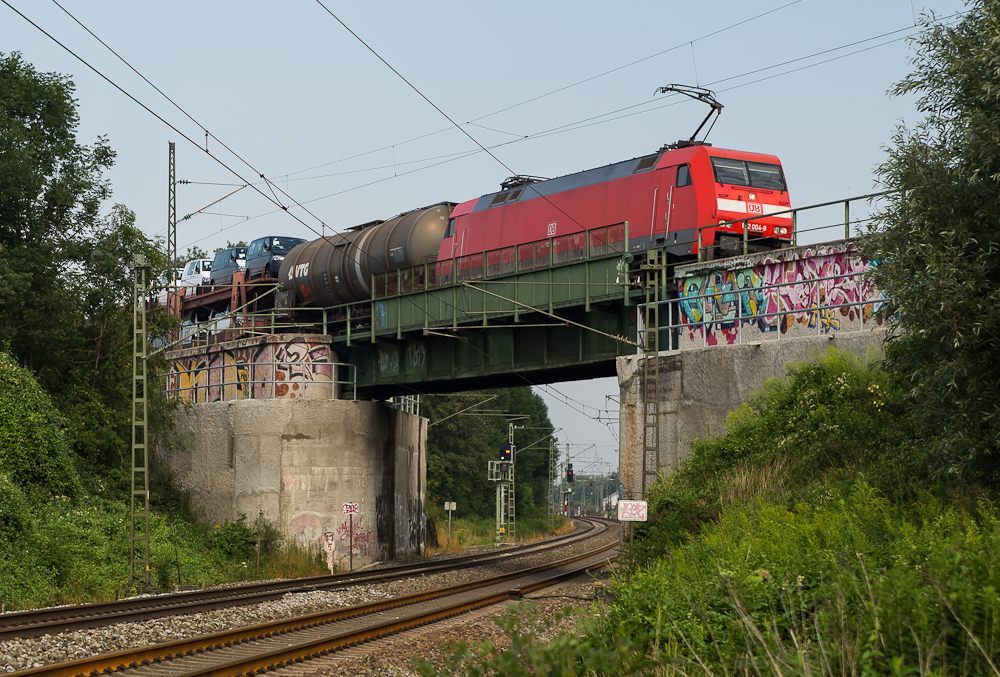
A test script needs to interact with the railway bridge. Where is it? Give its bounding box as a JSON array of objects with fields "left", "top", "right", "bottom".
[{"left": 154, "top": 192, "right": 889, "bottom": 564}]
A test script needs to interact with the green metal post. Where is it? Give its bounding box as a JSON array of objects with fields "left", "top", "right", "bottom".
[
  {"left": 514, "top": 247, "right": 520, "bottom": 323},
  {"left": 844, "top": 200, "right": 850, "bottom": 239},
  {"left": 547, "top": 438, "right": 555, "bottom": 534},
  {"left": 623, "top": 221, "right": 630, "bottom": 307}
]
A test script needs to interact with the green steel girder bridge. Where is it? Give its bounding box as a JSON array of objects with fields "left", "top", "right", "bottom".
[
  {"left": 165, "top": 221, "right": 656, "bottom": 400},
  {"left": 165, "top": 191, "right": 886, "bottom": 400},
  {"left": 334, "top": 243, "right": 647, "bottom": 400}
]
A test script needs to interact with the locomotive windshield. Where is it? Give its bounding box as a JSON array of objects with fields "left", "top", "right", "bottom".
[{"left": 711, "top": 157, "right": 786, "bottom": 191}]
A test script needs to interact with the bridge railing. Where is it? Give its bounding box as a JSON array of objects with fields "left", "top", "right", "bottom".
[
  {"left": 697, "top": 190, "right": 894, "bottom": 262},
  {"left": 644, "top": 268, "right": 890, "bottom": 350},
  {"left": 372, "top": 222, "right": 629, "bottom": 298},
  {"left": 163, "top": 359, "right": 357, "bottom": 404}
]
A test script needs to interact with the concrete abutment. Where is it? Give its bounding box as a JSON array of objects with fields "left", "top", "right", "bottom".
[{"left": 161, "top": 398, "right": 426, "bottom": 569}]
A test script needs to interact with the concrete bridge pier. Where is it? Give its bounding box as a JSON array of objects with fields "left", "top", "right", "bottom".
[
  {"left": 616, "top": 332, "right": 884, "bottom": 499},
  {"left": 163, "top": 399, "right": 426, "bottom": 569}
]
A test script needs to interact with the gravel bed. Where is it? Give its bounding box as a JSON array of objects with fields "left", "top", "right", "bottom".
[
  {"left": 285, "top": 572, "right": 618, "bottom": 677},
  {"left": 0, "top": 524, "right": 618, "bottom": 673}
]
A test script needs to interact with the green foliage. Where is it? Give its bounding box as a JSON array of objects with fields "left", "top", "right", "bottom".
[
  {"left": 213, "top": 240, "right": 248, "bottom": 254},
  {"left": 0, "top": 52, "right": 172, "bottom": 473},
  {"left": 598, "top": 485, "right": 1000, "bottom": 675},
  {"left": 0, "top": 351, "right": 81, "bottom": 501},
  {"left": 415, "top": 603, "right": 662, "bottom": 676},
  {"left": 628, "top": 349, "right": 924, "bottom": 565},
  {"left": 423, "top": 388, "right": 556, "bottom": 520},
  {"left": 865, "top": 1, "right": 1000, "bottom": 482},
  {"left": 210, "top": 513, "right": 258, "bottom": 562},
  {"left": 173, "top": 245, "right": 208, "bottom": 268},
  {"left": 683, "top": 349, "right": 916, "bottom": 489}
]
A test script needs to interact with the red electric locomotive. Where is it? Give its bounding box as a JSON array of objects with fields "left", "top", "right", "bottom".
[
  {"left": 436, "top": 142, "right": 792, "bottom": 285},
  {"left": 280, "top": 87, "right": 792, "bottom": 307}
]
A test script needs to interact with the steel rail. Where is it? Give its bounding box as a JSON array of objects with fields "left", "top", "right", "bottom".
[
  {"left": 0, "top": 518, "right": 608, "bottom": 641},
  {"left": 15, "top": 538, "right": 617, "bottom": 677}
]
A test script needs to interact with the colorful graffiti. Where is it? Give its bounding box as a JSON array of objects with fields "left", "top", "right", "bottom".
[
  {"left": 165, "top": 335, "right": 335, "bottom": 403},
  {"left": 676, "top": 245, "right": 887, "bottom": 347}
]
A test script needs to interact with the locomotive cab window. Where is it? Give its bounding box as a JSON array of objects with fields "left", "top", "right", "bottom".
[
  {"left": 746, "top": 161, "right": 786, "bottom": 191},
  {"left": 445, "top": 218, "right": 455, "bottom": 238},
  {"left": 711, "top": 157, "right": 786, "bottom": 191},
  {"left": 711, "top": 157, "right": 748, "bottom": 186},
  {"left": 676, "top": 164, "right": 692, "bottom": 187}
]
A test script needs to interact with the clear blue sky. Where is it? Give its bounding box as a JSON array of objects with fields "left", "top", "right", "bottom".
[{"left": 2, "top": 0, "right": 967, "bottom": 468}]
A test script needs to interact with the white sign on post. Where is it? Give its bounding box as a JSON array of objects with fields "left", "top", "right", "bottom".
[
  {"left": 618, "top": 500, "right": 648, "bottom": 522},
  {"left": 445, "top": 502, "right": 456, "bottom": 511},
  {"left": 342, "top": 502, "right": 359, "bottom": 515}
]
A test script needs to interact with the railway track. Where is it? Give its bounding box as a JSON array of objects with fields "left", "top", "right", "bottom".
[
  {"left": 0, "top": 518, "right": 611, "bottom": 642},
  {"left": 11, "top": 521, "right": 616, "bottom": 677}
]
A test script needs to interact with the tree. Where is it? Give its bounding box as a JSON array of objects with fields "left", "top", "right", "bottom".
[
  {"left": 422, "top": 387, "right": 556, "bottom": 520},
  {"left": 0, "top": 52, "right": 169, "bottom": 472},
  {"left": 865, "top": 2, "right": 1000, "bottom": 481},
  {"left": 214, "top": 240, "right": 247, "bottom": 254},
  {"left": 173, "top": 245, "right": 208, "bottom": 268}
]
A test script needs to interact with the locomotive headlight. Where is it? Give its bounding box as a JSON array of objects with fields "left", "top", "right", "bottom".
[{"left": 775, "top": 227, "right": 788, "bottom": 235}]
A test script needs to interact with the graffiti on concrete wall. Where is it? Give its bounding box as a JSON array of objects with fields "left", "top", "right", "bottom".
[
  {"left": 166, "top": 336, "right": 333, "bottom": 403},
  {"left": 335, "top": 514, "right": 374, "bottom": 559},
  {"left": 289, "top": 511, "right": 376, "bottom": 570},
  {"left": 677, "top": 246, "right": 886, "bottom": 347}
]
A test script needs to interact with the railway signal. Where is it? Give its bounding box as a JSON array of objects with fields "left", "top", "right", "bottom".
[{"left": 567, "top": 463, "right": 574, "bottom": 483}]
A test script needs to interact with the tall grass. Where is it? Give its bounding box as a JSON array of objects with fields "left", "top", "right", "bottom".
[
  {"left": 428, "top": 514, "right": 573, "bottom": 555},
  {"left": 422, "top": 349, "right": 1000, "bottom": 675}
]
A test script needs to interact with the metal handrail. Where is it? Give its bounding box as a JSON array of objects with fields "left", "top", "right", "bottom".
[
  {"left": 696, "top": 190, "right": 894, "bottom": 262},
  {"left": 163, "top": 359, "right": 357, "bottom": 403}
]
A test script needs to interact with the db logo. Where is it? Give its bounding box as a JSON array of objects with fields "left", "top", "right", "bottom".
[
  {"left": 747, "top": 203, "right": 763, "bottom": 215},
  {"left": 547, "top": 222, "right": 557, "bottom": 237}
]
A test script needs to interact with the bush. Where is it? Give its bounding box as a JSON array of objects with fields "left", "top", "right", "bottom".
[
  {"left": 629, "top": 349, "right": 932, "bottom": 565},
  {"left": 600, "top": 484, "right": 1000, "bottom": 675},
  {"left": 0, "top": 351, "right": 81, "bottom": 502},
  {"left": 210, "top": 513, "right": 258, "bottom": 563}
]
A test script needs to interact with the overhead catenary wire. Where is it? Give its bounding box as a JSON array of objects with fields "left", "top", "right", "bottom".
[
  {"left": 277, "top": 0, "right": 809, "bottom": 180},
  {"left": 8, "top": 2, "right": 954, "bottom": 443},
  {"left": 6, "top": 0, "right": 464, "bottom": 401},
  {"left": 170, "top": 12, "right": 963, "bottom": 248}
]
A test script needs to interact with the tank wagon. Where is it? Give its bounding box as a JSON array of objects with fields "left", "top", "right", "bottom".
[{"left": 280, "top": 142, "right": 792, "bottom": 307}]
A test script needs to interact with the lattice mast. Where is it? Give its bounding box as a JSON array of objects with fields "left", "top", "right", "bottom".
[
  {"left": 129, "top": 254, "right": 153, "bottom": 591},
  {"left": 641, "top": 250, "right": 663, "bottom": 498},
  {"left": 167, "top": 142, "right": 176, "bottom": 269}
]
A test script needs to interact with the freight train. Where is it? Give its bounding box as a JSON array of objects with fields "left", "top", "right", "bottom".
[{"left": 280, "top": 141, "right": 793, "bottom": 307}]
